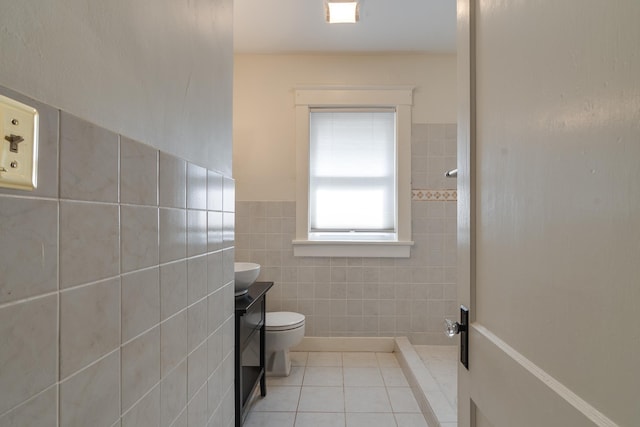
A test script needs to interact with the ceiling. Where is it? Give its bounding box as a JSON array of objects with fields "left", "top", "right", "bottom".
[{"left": 233, "top": 0, "right": 457, "bottom": 54}]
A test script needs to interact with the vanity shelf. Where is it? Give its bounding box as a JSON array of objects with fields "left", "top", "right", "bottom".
[{"left": 234, "top": 281, "right": 273, "bottom": 426}]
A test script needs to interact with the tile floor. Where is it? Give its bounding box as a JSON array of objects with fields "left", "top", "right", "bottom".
[{"left": 243, "top": 352, "right": 429, "bottom": 427}]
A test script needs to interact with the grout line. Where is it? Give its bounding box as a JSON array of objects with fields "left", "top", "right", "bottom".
[
  {"left": 58, "top": 347, "right": 120, "bottom": 384},
  {"left": 0, "top": 289, "right": 58, "bottom": 310},
  {"left": 0, "top": 383, "right": 58, "bottom": 421}
]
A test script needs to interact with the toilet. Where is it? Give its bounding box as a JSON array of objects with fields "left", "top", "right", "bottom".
[{"left": 265, "top": 311, "right": 305, "bottom": 376}]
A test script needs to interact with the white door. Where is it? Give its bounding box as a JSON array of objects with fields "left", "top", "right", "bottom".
[{"left": 456, "top": 1, "right": 640, "bottom": 426}]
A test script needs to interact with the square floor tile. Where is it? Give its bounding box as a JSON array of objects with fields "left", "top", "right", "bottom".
[
  {"left": 251, "top": 386, "right": 301, "bottom": 412},
  {"left": 343, "top": 367, "right": 384, "bottom": 387},
  {"left": 307, "top": 352, "right": 342, "bottom": 367},
  {"left": 268, "top": 366, "right": 305, "bottom": 387},
  {"left": 342, "top": 352, "right": 378, "bottom": 367},
  {"left": 344, "top": 387, "right": 391, "bottom": 413},
  {"left": 388, "top": 388, "right": 421, "bottom": 413},
  {"left": 298, "top": 387, "right": 344, "bottom": 412},
  {"left": 381, "top": 368, "right": 410, "bottom": 387},
  {"left": 346, "top": 413, "right": 397, "bottom": 427},
  {"left": 394, "top": 413, "right": 429, "bottom": 427},
  {"left": 290, "top": 352, "right": 308, "bottom": 367},
  {"left": 243, "top": 411, "right": 295, "bottom": 427},
  {"left": 303, "top": 367, "right": 343, "bottom": 387},
  {"left": 376, "top": 353, "right": 400, "bottom": 367},
  {"left": 295, "top": 412, "right": 345, "bottom": 427}
]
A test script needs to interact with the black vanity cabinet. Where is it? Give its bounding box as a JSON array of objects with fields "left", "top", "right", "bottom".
[{"left": 234, "top": 281, "right": 273, "bottom": 426}]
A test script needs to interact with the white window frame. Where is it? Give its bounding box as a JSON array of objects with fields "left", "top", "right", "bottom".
[{"left": 293, "top": 86, "right": 414, "bottom": 258}]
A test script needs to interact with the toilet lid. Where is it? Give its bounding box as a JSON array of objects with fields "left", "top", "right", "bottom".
[{"left": 266, "top": 312, "right": 305, "bottom": 331}]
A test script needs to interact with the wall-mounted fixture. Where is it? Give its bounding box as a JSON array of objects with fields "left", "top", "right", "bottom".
[
  {"left": 326, "top": 1, "right": 359, "bottom": 24},
  {"left": 0, "top": 94, "right": 39, "bottom": 191}
]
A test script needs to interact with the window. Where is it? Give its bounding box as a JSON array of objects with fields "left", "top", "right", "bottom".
[
  {"left": 293, "top": 87, "right": 414, "bottom": 257},
  {"left": 309, "top": 108, "right": 396, "bottom": 240}
]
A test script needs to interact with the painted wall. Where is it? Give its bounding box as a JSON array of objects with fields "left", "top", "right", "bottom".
[
  {"left": 233, "top": 54, "right": 457, "bottom": 200},
  {"left": 0, "top": 0, "right": 233, "bottom": 175},
  {"left": 0, "top": 1, "right": 234, "bottom": 426},
  {"left": 233, "top": 54, "right": 458, "bottom": 344}
]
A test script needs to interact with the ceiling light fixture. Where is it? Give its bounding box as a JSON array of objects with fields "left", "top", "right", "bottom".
[{"left": 326, "top": 1, "right": 359, "bottom": 24}]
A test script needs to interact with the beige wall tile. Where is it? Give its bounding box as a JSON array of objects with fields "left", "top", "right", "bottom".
[
  {"left": 171, "top": 409, "right": 187, "bottom": 427},
  {"left": 207, "top": 367, "right": 222, "bottom": 420},
  {"left": 222, "top": 212, "right": 234, "bottom": 248},
  {"left": 120, "top": 137, "right": 158, "bottom": 206},
  {"left": 187, "top": 255, "right": 208, "bottom": 305},
  {"left": 207, "top": 171, "right": 223, "bottom": 212},
  {"left": 159, "top": 152, "right": 186, "bottom": 209},
  {"left": 207, "top": 211, "right": 223, "bottom": 253},
  {"left": 60, "top": 112, "right": 118, "bottom": 203},
  {"left": 121, "top": 205, "right": 158, "bottom": 273},
  {"left": 121, "top": 268, "right": 160, "bottom": 342},
  {"left": 222, "top": 248, "right": 234, "bottom": 285},
  {"left": 121, "top": 326, "right": 160, "bottom": 412},
  {"left": 60, "top": 278, "right": 120, "bottom": 378},
  {"left": 221, "top": 318, "right": 235, "bottom": 361},
  {"left": 160, "top": 260, "right": 187, "bottom": 320},
  {"left": 207, "top": 329, "right": 223, "bottom": 376},
  {"left": 207, "top": 290, "right": 224, "bottom": 338},
  {"left": 160, "top": 360, "right": 187, "bottom": 427},
  {"left": 0, "top": 386, "right": 57, "bottom": 427},
  {"left": 187, "top": 163, "right": 207, "bottom": 210},
  {"left": 187, "top": 210, "right": 208, "bottom": 257},
  {"left": 207, "top": 251, "right": 224, "bottom": 294},
  {"left": 59, "top": 201, "right": 119, "bottom": 289},
  {"left": 221, "top": 385, "right": 236, "bottom": 427},
  {"left": 160, "top": 310, "right": 187, "bottom": 377},
  {"left": 60, "top": 350, "right": 120, "bottom": 427},
  {"left": 187, "top": 342, "right": 208, "bottom": 400},
  {"left": 0, "top": 295, "right": 57, "bottom": 415},
  {"left": 0, "top": 198, "right": 57, "bottom": 304},
  {"left": 121, "top": 385, "right": 160, "bottom": 427},
  {"left": 188, "top": 299, "right": 208, "bottom": 353},
  {"left": 159, "top": 208, "right": 187, "bottom": 264},
  {"left": 222, "top": 177, "right": 235, "bottom": 213}
]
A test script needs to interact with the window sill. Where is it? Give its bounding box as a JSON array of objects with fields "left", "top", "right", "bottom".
[{"left": 292, "top": 240, "right": 414, "bottom": 258}]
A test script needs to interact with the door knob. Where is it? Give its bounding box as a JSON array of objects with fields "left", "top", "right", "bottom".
[
  {"left": 445, "top": 318, "right": 465, "bottom": 337},
  {"left": 444, "top": 305, "right": 469, "bottom": 369}
]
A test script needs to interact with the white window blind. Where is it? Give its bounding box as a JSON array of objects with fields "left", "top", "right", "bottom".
[{"left": 309, "top": 108, "right": 397, "bottom": 240}]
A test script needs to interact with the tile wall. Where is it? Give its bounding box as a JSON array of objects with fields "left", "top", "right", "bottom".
[
  {"left": 235, "top": 124, "right": 457, "bottom": 345},
  {"left": 0, "top": 87, "right": 236, "bottom": 427}
]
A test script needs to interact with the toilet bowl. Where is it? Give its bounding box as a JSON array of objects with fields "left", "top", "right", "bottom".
[{"left": 265, "top": 311, "right": 305, "bottom": 376}]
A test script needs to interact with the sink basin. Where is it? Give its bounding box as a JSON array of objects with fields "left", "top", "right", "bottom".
[{"left": 234, "top": 262, "right": 260, "bottom": 296}]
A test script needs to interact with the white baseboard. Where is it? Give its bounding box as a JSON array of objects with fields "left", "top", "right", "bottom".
[{"left": 291, "top": 336, "right": 396, "bottom": 353}]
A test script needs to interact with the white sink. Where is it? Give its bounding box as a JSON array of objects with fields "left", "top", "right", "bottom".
[{"left": 234, "top": 262, "right": 260, "bottom": 296}]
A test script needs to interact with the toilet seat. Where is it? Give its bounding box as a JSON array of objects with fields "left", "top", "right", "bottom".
[{"left": 266, "top": 312, "right": 305, "bottom": 331}]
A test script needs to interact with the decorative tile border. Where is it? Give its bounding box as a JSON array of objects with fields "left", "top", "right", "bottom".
[{"left": 412, "top": 189, "right": 457, "bottom": 201}]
